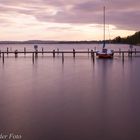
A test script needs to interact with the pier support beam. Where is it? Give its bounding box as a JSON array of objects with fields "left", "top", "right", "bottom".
[
  {"left": 7, "top": 48, "right": 9, "bottom": 55},
  {"left": 62, "top": 52, "right": 64, "bottom": 63},
  {"left": 53, "top": 50, "right": 55, "bottom": 58},
  {"left": 35, "top": 50, "right": 38, "bottom": 58},
  {"left": 91, "top": 50, "right": 95, "bottom": 61},
  {"left": 135, "top": 48, "right": 136, "bottom": 55},
  {"left": 91, "top": 49, "right": 94, "bottom": 56},
  {"left": 119, "top": 48, "right": 121, "bottom": 55},
  {"left": 128, "top": 49, "right": 129, "bottom": 57},
  {"left": 32, "top": 52, "right": 34, "bottom": 64},
  {"left": 130, "top": 49, "right": 133, "bottom": 57},
  {"left": 128, "top": 49, "right": 132, "bottom": 57},
  {"left": 42, "top": 48, "right": 44, "bottom": 55},
  {"left": 57, "top": 48, "right": 59, "bottom": 55},
  {"left": 73, "top": 49, "right": 75, "bottom": 58},
  {"left": 91, "top": 50, "right": 93, "bottom": 57},
  {"left": 15, "top": 50, "right": 18, "bottom": 58},
  {"left": 24, "top": 47, "right": 26, "bottom": 55},
  {"left": 122, "top": 52, "right": 124, "bottom": 61},
  {"left": 2, "top": 52, "right": 4, "bottom": 63},
  {"left": 93, "top": 52, "right": 95, "bottom": 60}
]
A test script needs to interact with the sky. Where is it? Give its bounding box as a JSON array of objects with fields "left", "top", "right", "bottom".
[{"left": 0, "top": 0, "right": 139, "bottom": 41}]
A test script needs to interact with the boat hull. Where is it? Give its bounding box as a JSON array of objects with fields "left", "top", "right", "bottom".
[
  {"left": 97, "top": 53, "right": 114, "bottom": 58},
  {"left": 96, "top": 50, "right": 114, "bottom": 58}
]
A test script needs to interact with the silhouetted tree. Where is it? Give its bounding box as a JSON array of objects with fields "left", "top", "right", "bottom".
[{"left": 112, "top": 31, "right": 140, "bottom": 45}]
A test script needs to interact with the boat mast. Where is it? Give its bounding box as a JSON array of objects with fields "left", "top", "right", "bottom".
[{"left": 103, "top": 6, "right": 105, "bottom": 48}]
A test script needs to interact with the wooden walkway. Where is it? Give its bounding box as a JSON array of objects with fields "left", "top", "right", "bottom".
[{"left": 0, "top": 48, "right": 140, "bottom": 63}]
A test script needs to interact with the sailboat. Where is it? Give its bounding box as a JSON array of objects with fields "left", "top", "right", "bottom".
[{"left": 96, "top": 6, "right": 114, "bottom": 58}]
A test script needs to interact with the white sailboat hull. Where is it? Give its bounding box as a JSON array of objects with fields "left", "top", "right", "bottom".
[{"left": 96, "top": 49, "right": 114, "bottom": 58}]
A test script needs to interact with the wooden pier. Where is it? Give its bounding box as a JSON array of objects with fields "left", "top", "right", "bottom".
[{"left": 0, "top": 48, "right": 140, "bottom": 63}]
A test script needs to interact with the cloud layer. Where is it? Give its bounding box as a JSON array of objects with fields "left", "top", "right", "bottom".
[{"left": 0, "top": 0, "right": 139, "bottom": 40}]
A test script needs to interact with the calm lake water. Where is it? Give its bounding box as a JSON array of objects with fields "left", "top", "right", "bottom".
[{"left": 0, "top": 44, "right": 140, "bottom": 140}]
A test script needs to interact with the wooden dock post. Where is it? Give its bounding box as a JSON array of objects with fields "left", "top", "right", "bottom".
[
  {"left": 73, "top": 49, "right": 75, "bottom": 58},
  {"left": 128, "top": 49, "right": 130, "bottom": 57},
  {"left": 93, "top": 52, "right": 95, "bottom": 61},
  {"left": 53, "top": 50, "right": 55, "bottom": 57},
  {"left": 128, "top": 49, "right": 132, "bottom": 57},
  {"left": 57, "top": 48, "right": 59, "bottom": 55},
  {"left": 35, "top": 50, "right": 38, "bottom": 58},
  {"left": 32, "top": 52, "right": 34, "bottom": 64},
  {"left": 42, "top": 48, "right": 44, "bottom": 55},
  {"left": 2, "top": 52, "right": 4, "bottom": 63},
  {"left": 122, "top": 52, "right": 124, "bottom": 61},
  {"left": 91, "top": 50, "right": 95, "bottom": 61},
  {"left": 24, "top": 47, "right": 26, "bottom": 55},
  {"left": 15, "top": 50, "right": 18, "bottom": 58},
  {"left": 7, "top": 48, "right": 9, "bottom": 55},
  {"left": 88, "top": 48, "right": 89, "bottom": 54},
  {"left": 62, "top": 52, "right": 64, "bottom": 63},
  {"left": 119, "top": 48, "right": 121, "bottom": 55},
  {"left": 91, "top": 49, "right": 93, "bottom": 57},
  {"left": 130, "top": 48, "right": 133, "bottom": 57},
  {"left": 135, "top": 48, "right": 136, "bottom": 55}
]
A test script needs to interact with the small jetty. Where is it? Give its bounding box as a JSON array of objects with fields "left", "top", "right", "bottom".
[{"left": 0, "top": 47, "right": 139, "bottom": 64}]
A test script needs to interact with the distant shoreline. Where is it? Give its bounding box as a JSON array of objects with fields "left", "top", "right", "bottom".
[
  {"left": 0, "top": 40, "right": 101, "bottom": 44},
  {"left": 0, "top": 31, "right": 139, "bottom": 45},
  {"left": 0, "top": 40, "right": 132, "bottom": 45},
  {"left": 0, "top": 41, "right": 139, "bottom": 46}
]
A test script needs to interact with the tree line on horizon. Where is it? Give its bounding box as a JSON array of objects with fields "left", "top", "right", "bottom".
[
  {"left": 111, "top": 31, "right": 140, "bottom": 45},
  {"left": 0, "top": 31, "right": 139, "bottom": 45}
]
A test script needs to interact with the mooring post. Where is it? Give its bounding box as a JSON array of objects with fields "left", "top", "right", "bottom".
[
  {"left": 35, "top": 50, "right": 38, "bottom": 58},
  {"left": 0, "top": 50, "right": 1, "bottom": 58},
  {"left": 2, "top": 52, "right": 4, "bottom": 63},
  {"left": 42, "top": 47, "right": 44, "bottom": 55},
  {"left": 7, "top": 48, "right": 9, "bottom": 55},
  {"left": 91, "top": 50, "right": 95, "bottom": 61},
  {"left": 119, "top": 48, "right": 121, "bottom": 55},
  {"left": 62, "top": 52, "right": 64, "bottom": 63},
  {"left": 73, "top": 49, "right": 75, "bottom": 58},
  {"left": 135, "top": 48, "right": 136, "bottom": 55},
  {"left": 130, "top": 48, "right": 133, "bottom": 57},
  {"left": 24, "top": 47, "right": 26, "bottom": 55},
  {"left": 57, "top": 48, "right": 59, "bottom": 55},
  {"left": 92, "top": 50, "right": 95, "bottom": 61},
  {"left": 88, "top": 48, "right": 89, "bottom": 54},
  {"left": 32, "top": 52, "right": 34, "bottom": 64},
  {"left": 53, "top": 50, "right": 55, "bottom": 57},
  {"left": 122, "top": 52, "right": 124, "bottom": 61},
  {"left": 91, "top": 49, "right": 93, "bottom": 57},
  {"left": 128, "top": 49, "right": 129, "bottom": 56},
  {"left": 15, "top": 50, "right": 18, "bottom": 58}
]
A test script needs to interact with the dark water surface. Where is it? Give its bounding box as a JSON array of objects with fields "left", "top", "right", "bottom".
[{"left": 0, "top": 44, "right": 140, "bottom": 140}]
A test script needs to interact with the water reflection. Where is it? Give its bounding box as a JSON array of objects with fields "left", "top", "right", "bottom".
[{"left": 0, "top": 55, "right": 140, "bottom": 140}]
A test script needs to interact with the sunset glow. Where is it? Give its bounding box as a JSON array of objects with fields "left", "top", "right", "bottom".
[{"left": 0, "top": 0, "right": 139, "bottom": 41}]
